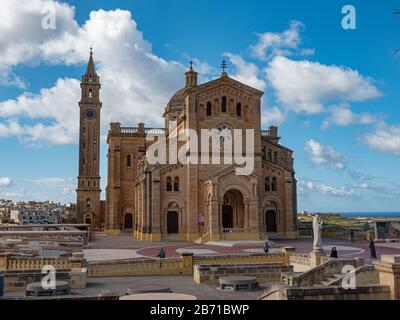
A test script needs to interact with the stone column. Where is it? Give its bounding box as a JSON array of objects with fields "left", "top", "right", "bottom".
[
  {"left": 0, "top": 255, "right": 8, "bottom": 272},
  {"left": 249, "top": 200, "right": 259, "bottom": 240},
  {"left": 282, "top": 246, "right": 296, "bottom": 265},
  {"left": 68, "top": 252, "right": 86, "bottom": 269},
  {"left": 210, "top": 200, "right": 220, "bottom": 241},
  {"left": 310, "top": 250, "right": 326, "bottom": 267},
  {"left": 180, "top": 253, "right": 194, "bottom": 275},
  {"left": 374, "top": 255, "right": 400, "bottom": 300},
  {"left": 150, "top": 173, "right": 161, "bottom": 241},
  {"left": 244, "top": 201, "right": 249, "bottom": 229}
]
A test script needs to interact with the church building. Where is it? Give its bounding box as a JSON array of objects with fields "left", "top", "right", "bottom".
[{"left": 77, "top": 51, "right": 299, "bottom": 242}]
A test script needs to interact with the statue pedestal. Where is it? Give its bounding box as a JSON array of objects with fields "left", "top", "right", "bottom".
[{"left": 311, "top": 249, "right": 326, "bottom": 267}]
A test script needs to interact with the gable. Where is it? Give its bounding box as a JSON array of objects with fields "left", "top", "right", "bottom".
[{"left": 195, "top": 76, "right": 264, "bottom": 102}]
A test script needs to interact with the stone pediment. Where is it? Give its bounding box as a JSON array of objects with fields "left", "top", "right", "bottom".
[
  {"left": 207, "top": 164, "right": 261, "bottom": 182},
  {"left": 195, "top": 76, "right": 264, "bottom": 101},
  {"left": 205, "top": 165, "right": 260, "bottom": 200}
]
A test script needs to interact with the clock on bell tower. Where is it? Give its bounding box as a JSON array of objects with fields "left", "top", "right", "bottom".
[{"left": 76, "top": 48, "right": 102, "bottom": 230}]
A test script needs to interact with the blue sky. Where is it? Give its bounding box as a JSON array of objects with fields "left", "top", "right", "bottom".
[{"left": 0, "top": 0, "right": 399, "bottom": 213}]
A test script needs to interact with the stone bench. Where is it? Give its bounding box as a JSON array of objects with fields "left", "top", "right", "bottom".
[
  {"left": 219, "top": 276, "right": 259, "bottom": 292},
  {"left": 126, "top": 284, "right": 172, "bottom": 295},
  {"left": 194, "top": 263, "right": 293, "bottom": 284},
  {"left": 25, "top": 281, "right": 71, "bottom": 297}
]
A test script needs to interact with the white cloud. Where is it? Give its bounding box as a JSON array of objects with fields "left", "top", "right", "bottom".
[
  {"left": 31, "top": 178, "right": 72, "bottom": 186},
  {"left": 0, "top": 177, "right": 12, "bottom": 187},
  {"left": 0, "top": 2, "right": 186, "bottom": 145},
  {"left": 225, "top": 53, "right": 266, "bottom": 91},
  {"left": 321, "top": 103, "right": 379, "bottom": 129},
  {"left": 305, "top": 139, "right": 347, "bottom": 170},
  {"left": 250, "top": 21, "right": 310, "bottom": 61},
  {"left": 317, "top": 184, "right": 356, "bottom": 197},
  {"left": 261, "top": 106, "right": 286, "bottom": 126},
  {"left": 266, "top": 56, "right": 381, "bottom": 114},
  {"left": 299, "top": 179, "right": 359, "bottom": 198},
  {"left": 0, "top": 0, "right": 78, "bottom": 84},
  {"left": 363, "top": 123, "right": 400, "bottom": 156}
]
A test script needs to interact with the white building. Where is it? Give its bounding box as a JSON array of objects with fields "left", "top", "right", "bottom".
[{"left": 10, "top": 209, "right": 59, "bottom": 225}]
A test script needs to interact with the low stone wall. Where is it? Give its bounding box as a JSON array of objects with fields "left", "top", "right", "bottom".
[
  {"left": 322, "top": 230, "right": 372, "bottom": 241},
  {"left": 259, "top": 284, "right": 391, "bottom": 300},
  {"left": 87, "top": 253, "right": 286, "bottom": 278},
  {"left": 193, "top": 264, "right": 293, "bottom": 284},
  {"left": 193, "top": 253, "right": 285, "bottom": 267},
  {"left": 87, "top": 258, "right": 183, "bottom": 277},
  {"left": 289, "top": 254, "right": 311, "bottom": 266},
  {"left": 4, "top": 268, "right": 87, "bottom": 293},
  {"left": 0, "top": 254, "right": 84, "bottom": 272}
]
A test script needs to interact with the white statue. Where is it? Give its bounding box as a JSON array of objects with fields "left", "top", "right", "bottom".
[{"left": 313, "top": 214, "right": 323, "bottom": 251}]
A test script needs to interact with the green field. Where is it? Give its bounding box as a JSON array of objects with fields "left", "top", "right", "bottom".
[{"left": 298, "top": 212, "right": 375, "bottom": 234}]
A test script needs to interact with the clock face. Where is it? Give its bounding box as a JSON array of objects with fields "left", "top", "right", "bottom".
[{"left": 85, "top": 109, "right": 96, "bottom": 120}]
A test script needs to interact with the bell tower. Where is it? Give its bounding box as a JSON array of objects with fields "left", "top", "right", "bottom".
[{"left": 76, "top": 48, "right": 102, "bottom": 230}]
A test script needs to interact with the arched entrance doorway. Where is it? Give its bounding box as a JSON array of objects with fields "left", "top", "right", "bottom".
[
  {"left": 167, "top": 211, "right": 179, "bottom": 234},
  {"left": 221, "top": 189, "right": 245, "bottom": 229},
  {"left": 84, "top": 213, "right": 92, "bottom": 229},
  {"left": 124, "top": 213, "right": 133, "bottom": 230},
  {"left": 265, "top": 201, "right": 278, "bottom": 232}
]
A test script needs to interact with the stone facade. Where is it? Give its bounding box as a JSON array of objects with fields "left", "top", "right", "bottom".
[{"left": 104, "top": 63, "right": 299, "bottom": 241}]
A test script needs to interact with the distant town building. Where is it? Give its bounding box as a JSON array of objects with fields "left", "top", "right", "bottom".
[{"left": 0, "top": 199, "right": 70, "bottom": 225}]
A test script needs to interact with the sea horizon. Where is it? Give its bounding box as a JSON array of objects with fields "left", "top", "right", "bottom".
[{"left": 336, "top": 212, "right": 399, "bottom": 219}]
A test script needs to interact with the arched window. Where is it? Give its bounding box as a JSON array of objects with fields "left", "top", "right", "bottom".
[
  {"left": 268, "top": 149, "right": 272, "bottom": 162},
  {"left": 271, "top": 177, "right": 277, "bottom": 192},
  {"left": 89, "top": 75, "right": 93, "bottom": 82},
  {"left": 265, "top": 177, "right": 271, "bottom": 192},
  {"left": 274, "top": 152, "right": 278, "bottom": 164},
  {"left": 206, "top": 102, "right": 212, "bottom": 116},
  {"left": 221, "top": 96, "right": 227, "bottom": 113},
  {"left": 174, "top": 177, "right": 180, "bottom": 192},
  {"left": 86, "top": 198, "right": 91, "bottom": 208},
  {"left": 127, "top": 155, "right": 132, "bottom": 167},
  {"left": 262, "top": 146, "right": 267, "bottom": 161},
  {"left": 88, "top": 181, "right": 90, "bottom": 187},
  {"left": 88, "top": 89, "right": 93, "bottom": 98},
  {"left": 236, "top": 103, "right": 242, "bottom": 117},
  {"left": 166, "top": 177, "right": 172, "bottom": 191}
]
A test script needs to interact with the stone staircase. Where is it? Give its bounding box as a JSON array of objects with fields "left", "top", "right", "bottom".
[
  {"left": 314, "top": 273, "right": 345, "bottom": 287},
  {"left": 280, "top": 258, "right": 363, "bottom": 288}
]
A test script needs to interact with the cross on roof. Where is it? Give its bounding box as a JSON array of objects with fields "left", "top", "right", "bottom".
[{"left": 221, "top": 59, "right": 227, "bottom": 73}]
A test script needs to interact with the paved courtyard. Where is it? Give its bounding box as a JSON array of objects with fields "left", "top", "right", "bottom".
[{"left": 84, "top": 233, "right": 400, "bottom": 264}]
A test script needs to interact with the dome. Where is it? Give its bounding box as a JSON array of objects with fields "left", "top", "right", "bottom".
[{"left": 166, "top": 88, "right": 185, "bottom": 112}]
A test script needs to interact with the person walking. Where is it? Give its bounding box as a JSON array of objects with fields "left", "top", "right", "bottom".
[
  {"left": 369, "top": 239, "right": 377, "bottom": 259},
  {"left": 263, "top": 242, "right": 270, "bottom": 253},
  {"left": 350, "top": 229, "right": 355, "bottom": 242}
]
